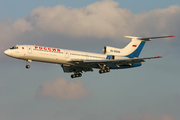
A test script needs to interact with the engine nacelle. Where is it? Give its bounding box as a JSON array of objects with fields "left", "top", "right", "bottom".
[{"left": 103, "top": 46, "right": 121, "bottom": 54}]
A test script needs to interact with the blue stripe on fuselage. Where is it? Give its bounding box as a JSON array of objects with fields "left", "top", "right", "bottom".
[{"left": 106, "top": 55, "right": 112, "bottom": 59}]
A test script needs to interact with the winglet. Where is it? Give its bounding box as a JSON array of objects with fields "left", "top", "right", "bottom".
[{"left": 169, "top": 35, "right": 175, "bottom": 37}]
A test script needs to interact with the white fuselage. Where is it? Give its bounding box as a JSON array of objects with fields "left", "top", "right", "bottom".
[{"left": 4, "top": 45, "right": 114, "bottom": 65}]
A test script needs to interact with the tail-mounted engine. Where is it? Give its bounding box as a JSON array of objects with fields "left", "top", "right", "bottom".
[{"left": 103, "top": 46, "right": 121, "bottom": 54}]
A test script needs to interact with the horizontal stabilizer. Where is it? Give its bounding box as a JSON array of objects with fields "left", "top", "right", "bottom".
[{"left": 125, "top": 35, "right": 175, "bottom": 41}]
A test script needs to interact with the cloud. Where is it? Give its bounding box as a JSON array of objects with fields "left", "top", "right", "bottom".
[
  {"left": 120, "top": 112, "right": 176, "bottom": 120},
  {"left": 1, "top": 0, "right": 180, "bottom": 56},
  {"left": 36, "top": 78, "right": 91, "bottom": 99},
  {"left": 27, "top": 1, "right": 180, "bottom": 38},
  {"left": 28, "top": 0, "right": 125, "bottom": 38},
  {"left": 0, "top": 18, "right": 33, "bottom": 50}
]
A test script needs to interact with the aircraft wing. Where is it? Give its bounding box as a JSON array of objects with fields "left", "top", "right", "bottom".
[
  {"left": 62, "top": 56, "right": 162, "bottom": 72},
  {"left": 79, "top": 56, "right": 161, "bottom": 67},
  {"left": 83, "top": 56, "right": 161, "bottom": 66}
]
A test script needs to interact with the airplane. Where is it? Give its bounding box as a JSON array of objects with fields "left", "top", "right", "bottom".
[{"left": 4, "top": 35, "right": 174, "bottom": 78}]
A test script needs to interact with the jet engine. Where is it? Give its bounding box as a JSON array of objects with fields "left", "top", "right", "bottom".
[{"left": 103, "top": 46, "right": 121, "bottom": 54}]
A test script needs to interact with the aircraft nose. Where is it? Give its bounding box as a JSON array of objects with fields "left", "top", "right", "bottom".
[
  {"left": 4, "top": 50, "right": 7, "bottom": 55},
  {"left": 4, "top": 50, "right": 10, "bottom": 56}
]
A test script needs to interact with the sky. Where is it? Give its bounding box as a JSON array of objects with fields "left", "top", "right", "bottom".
[{"left": 0, "top": 0, "right": 180, "bottom": 120}]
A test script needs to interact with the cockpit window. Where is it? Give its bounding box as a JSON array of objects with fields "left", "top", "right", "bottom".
[{"left": 10, "top": 46, "right": 18, "bottom": 49}]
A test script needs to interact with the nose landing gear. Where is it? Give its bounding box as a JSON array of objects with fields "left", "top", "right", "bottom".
[{"left": 25, "top": 60, "right": 32, "bottom": 69}]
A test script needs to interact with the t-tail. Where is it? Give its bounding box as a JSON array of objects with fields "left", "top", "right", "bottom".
[{"left": 103, "top": 35, "right": 174, "bottom": 58}]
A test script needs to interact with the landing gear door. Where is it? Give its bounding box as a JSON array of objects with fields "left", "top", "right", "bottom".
[{"left": 28, "top": 46, "right": 32, "bottom": 54}]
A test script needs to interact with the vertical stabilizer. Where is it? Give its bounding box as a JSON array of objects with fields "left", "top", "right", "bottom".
[
  {"left": 119, "top": 36, "right": 146, "bottom": 58},
  {"left": 120, "top": 36, "right": 174, "bottom": 58}
]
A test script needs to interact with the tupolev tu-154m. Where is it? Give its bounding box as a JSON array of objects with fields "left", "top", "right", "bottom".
[{"left": 4, "top": 35, "right": 174, "bottom": 78}]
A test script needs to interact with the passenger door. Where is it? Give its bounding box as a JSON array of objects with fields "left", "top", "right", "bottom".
[
  {"left": 27, "top": 46, "right": 32, "bottom": 54},
  {"left": 65, "top": 51, "right": 69, "bottom": 58}
]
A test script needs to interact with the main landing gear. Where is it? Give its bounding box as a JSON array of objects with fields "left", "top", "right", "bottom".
[
  {"left": 99, "top": 68, "right": 110, "bottom": 74},
  {"left": 25, "top": 60, "right": 32, "bottom": 69},
  {"left": 98, "top": 64, "right": 110, "bottom": 74},
  {"left": 71, "top": 73, "right": 82, "bottom": 78}
]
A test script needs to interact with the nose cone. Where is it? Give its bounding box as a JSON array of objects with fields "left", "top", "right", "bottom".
[
  {"left": 4, "top": 50, "right": 7, "bottom": 55},
  {"left": 4, "top": 50, "right": 11, "bottom": 56}
]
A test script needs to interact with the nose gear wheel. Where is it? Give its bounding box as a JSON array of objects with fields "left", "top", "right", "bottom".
[{"left": 26, "top": 65, "right": 30, "bottom": 69}]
